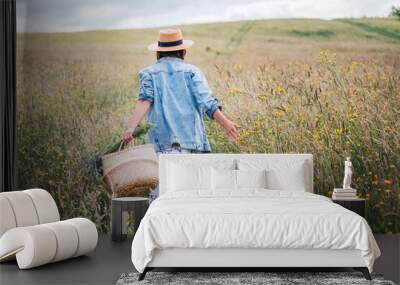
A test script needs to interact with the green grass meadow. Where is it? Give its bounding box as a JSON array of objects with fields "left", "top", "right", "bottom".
[{"left": 17, "top": 18, "right": 400, "bottom": 233}]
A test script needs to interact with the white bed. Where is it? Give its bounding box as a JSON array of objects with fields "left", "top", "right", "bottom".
[{"left": 131, "top": 154, "right": 380, "bottom": 280}]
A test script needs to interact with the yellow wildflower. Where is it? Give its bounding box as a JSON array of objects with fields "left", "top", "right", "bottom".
[
  {"left": 256, "top": 92, "right": 268, "bottom": 101},
  {"left": 318, "top": 50, "right": 327, "bottom": 63},
  {"left": 228, "top": 87, "right": 242, "bottom": 95},
  {"left": 333, "top": 128, "right": 344, "bottom": 136},
  {"left": 275, "top": 84, "right": 285, "bottom": 94},
  {"left": 312, "top": 132, "right": 320, "bottom": 142},
  {"left": 233, "top": 63, "right": 242, "bottom": 71}
]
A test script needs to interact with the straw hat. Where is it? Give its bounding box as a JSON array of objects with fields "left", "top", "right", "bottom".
[{"left": 148, "top": 28, "right": 194, "bottom": 52}]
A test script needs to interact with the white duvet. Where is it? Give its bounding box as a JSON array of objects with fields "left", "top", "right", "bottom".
[{"left": 131, "top": 190, "right": 380, "bottom": 273}]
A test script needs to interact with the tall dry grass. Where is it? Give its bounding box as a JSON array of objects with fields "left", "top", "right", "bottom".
[
  {"left": 206, "top": 51, "right": 399, "bottom": 233},
  {"left": 16, "top": 19, "right": 400, "bottom": 233},
  {"left": 16, "top": 49, "right": 143, "bottom": 232}
]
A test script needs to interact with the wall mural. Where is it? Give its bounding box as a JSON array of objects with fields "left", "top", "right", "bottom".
[{"left": 16, "top": 1, "right": 399, "bottom": 233}]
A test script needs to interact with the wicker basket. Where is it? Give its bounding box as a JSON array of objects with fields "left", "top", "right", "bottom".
[
  {"left": 103, "top": 158, "right": 158, "bottom": 197},
  {"left": 112, "top": 180, "right": 158, "bottom": 198},
  {"left": 102, "top": 144, "right": 158, "bottom": 197},
  {"left": 102, "top": 144, "right": 157, "bottom": 175}
]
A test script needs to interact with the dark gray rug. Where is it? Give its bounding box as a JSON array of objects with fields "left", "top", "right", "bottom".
[{"left": 116, "top": 272, "right": 396, "bottom": 285}]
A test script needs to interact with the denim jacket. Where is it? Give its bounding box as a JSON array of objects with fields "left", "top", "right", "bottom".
[{"left": 137, "top": 57, "right": 221, "bottom": 152}]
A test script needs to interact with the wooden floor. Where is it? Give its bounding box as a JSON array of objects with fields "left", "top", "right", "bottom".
[{"left": 0, "top": 234, "right": 398, "bottom": 285}]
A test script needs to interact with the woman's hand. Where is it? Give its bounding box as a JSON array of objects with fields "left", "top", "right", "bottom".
[
  {"left": 213, "top": 109, "right": 240, "bottom": 142},
  {"left": 122, "top": 100, "right": 151, "bottom": 145},
  {"left": 222, "top": 120, "right": 240, "bottom": 141},
  {"left": 122, "top": 129, "right": 134, "bottom": 144}
]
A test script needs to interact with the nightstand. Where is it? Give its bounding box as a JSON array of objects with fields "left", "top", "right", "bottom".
[
  {"left": 332, "top": 198, "right": 366, "bottom": 218},
  {"left": 111, "top": 197, "right": 149, "bottom": 242}
]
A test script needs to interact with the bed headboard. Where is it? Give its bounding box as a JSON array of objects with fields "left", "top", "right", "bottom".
[{"left": 158, "top": 153, "right": 313, "bottom": 196}]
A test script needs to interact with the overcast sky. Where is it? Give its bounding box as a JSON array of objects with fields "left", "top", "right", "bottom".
[{"left": 17, "top": 0, "right": 400, "bottom": 33}]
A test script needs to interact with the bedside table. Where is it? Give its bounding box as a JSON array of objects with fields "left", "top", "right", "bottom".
[
  {"left": 332, "top": 198, "right": 365, "bottom": 218},
  {"left": 111, "top": 197, "right": 149, "bottom": 242}
]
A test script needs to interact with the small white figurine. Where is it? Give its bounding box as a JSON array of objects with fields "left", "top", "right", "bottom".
[{"left": 342, "top": 157, "right": 353, "bottom": 189}]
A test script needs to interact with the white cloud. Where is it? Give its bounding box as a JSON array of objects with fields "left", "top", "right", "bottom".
[{"left": 17, "top": 0, "right": 400, "bottom": 32}]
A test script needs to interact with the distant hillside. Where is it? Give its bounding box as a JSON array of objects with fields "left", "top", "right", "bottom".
[{"left": 17, "top": 18, "right": 400, "bottom": 68}]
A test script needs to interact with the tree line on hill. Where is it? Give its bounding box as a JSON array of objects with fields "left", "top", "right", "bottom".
[{"left": 391, "top": 6, "right": 400, "bottom": 19}]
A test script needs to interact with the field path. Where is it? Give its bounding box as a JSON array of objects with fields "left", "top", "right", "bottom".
[
  {"left": 224, "top": 22, "right": 253, "bottom": 53},
  {"left": 338, "top": 19, "right": 400, "bottom": 42}
]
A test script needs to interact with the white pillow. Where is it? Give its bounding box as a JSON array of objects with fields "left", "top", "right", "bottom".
[
  {"left": 211, "top": 168, "right": 268, "bottom": 190},
  {"left": 266, "top": 167, "right": 306, "bottom": 191},
  {"left": 236, "top": 169, "right": 267, "bottom": 189},
  {"left": 167, "top": 162, "right": 212, "bottom": 191},
  {"left": 212, "top": 168, "right": 237, "bottom": 190},
  {"left": 237, "top": 159, "right": 307, "bottom": 191}
]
